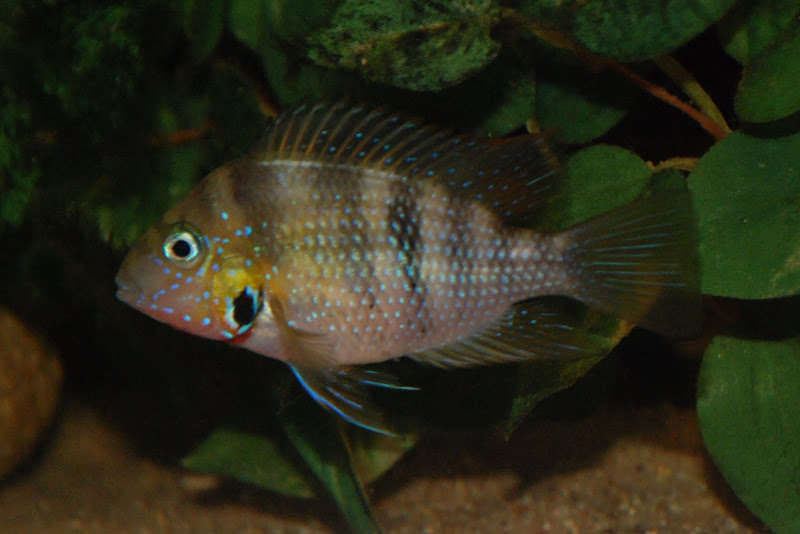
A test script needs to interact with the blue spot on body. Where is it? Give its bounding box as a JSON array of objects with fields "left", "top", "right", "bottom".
[
  {"left": 162, "top": 308, "right": 174, "bottom": 314},
  {"left": 244, "top": 226, "right": 252, "bottom": 237},
  {"left": 203, "top": 291, "right": 210, "bottom": 300},
  {"left": 212, "top": 263, "right": 220, "bottom": 272},
  {"left": 162, "top": 267, "right": 171, "bottom": 275},
  {"left": 183, "top": 314, "right": 191, "bottom": 322},
  {"left": 221, "top": 211, "right": 229, "bottom": 220},
  {"left": 202, "top": 317, "right": 211, "bottom": 326},
  {"left": 170, "top": 283, "right": 180, "bottom": 290}
]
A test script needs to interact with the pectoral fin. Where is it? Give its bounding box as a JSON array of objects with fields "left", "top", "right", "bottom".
[{"left": 268, "top": 294, "right": 336, "bottom": 368}]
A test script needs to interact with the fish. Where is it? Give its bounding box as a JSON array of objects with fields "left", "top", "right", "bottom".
[{"left": 116, "top": 102, "right": 700, "bottom": 435}]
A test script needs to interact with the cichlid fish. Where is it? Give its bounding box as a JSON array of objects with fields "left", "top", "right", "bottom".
[{"left": 116, "top": 102, "right": 699, "bottom": 434}]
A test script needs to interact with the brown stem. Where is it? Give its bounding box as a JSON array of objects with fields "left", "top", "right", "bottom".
[
  {"left": 150, "top": 123, "right": 215, "bottom": 146},
  {"left": 601, "top": 61, "right": 729, "bottom": 141}
]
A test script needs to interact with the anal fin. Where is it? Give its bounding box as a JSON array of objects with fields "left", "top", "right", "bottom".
[{"left": 409, "top": 297, "right": 611, "bottom": 368}]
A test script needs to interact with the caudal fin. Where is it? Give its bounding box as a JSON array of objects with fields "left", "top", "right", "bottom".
[{"left": 563, "top": 190, "right": 701, "bottom": 336}]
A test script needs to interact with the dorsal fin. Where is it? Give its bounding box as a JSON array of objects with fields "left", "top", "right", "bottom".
[{"left": 254, "top": 102, "right": 560, "bottom": 225}]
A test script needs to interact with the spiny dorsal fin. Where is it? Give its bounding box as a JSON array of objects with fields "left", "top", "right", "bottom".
[
  {"left": 255, "top": 101, "right": 560, "bottom": 224},
  {"left": 408, "top": 297, "right": 609, "bottom": 368}
]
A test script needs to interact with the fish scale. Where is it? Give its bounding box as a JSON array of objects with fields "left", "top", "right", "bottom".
[{"left": 116, "top": 102, "right": 700, "bottom": 434}]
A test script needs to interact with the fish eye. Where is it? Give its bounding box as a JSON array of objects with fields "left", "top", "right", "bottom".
[{"left": 163, "top": 227, "right": 204, "bottom": 266}]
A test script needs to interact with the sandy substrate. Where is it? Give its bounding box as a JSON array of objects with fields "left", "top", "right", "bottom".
[{"left": 0, "top": 396, "right": 768, "bottom": 534}]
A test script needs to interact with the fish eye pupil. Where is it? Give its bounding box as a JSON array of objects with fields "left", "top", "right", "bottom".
[{"left": 171, "top": 239, "right": 192, "bottom": 258}]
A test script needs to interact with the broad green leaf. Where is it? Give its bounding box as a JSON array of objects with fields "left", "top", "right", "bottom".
[
  {"left": 228, "top": 0, "right": 269, "bottom": 51},
  {"left": 182, "top": 0, "right": 227, "bottom": 62},
  {"left": 573, "top": 0, "right": 736, "bottom": 62},
  {"left": 469, "top": 71, "right": 536, "bottom": 138},
  {"left": 229, "top": 0, "right": 340, "bottom": 47},
  {"left": 307, "top": 0, "right": 500, "bottom": 91},
  {"left": 229, "top": 0, "right": 346, "bottom": 107},
  {"left": 260, "top": 43, "right": 347, "bottom": 108},
  {"left": 735, "top": 23, "right": 800, "bottom": 123},
  {"left": 344, "top": 426, "right": 418, "bottom": 485},
  {"left": 506, "top": 301, "right": 629, "bottom": 436},
  {"left": 543, "top": 144, "right": 651, "bottom": 230},
  {"left": 717, "top": 0, "right": 800, "bottom": 64},
  {"left": 535, "top": 61, "right": 632, "bottom": 144},
  {"left": 182, "top": 427, "right": 317, "bottom": 498},
  {"left": 279, "top": 398, "right": 382, "bottom": 534},
  {"left": 688, "top": 130, "right": 800, "bottom": 298},
  {"left": 698, "top": 335, "right": 800, "bottom": 534}
]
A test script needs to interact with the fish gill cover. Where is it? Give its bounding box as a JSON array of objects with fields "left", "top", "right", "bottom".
[{"left": 2, "top": 0, "right": 800, "bottom": 532}]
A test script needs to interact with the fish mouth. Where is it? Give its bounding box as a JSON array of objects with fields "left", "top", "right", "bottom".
[{"left": 115, "top": 275, "right": 142, "bottom": 306}]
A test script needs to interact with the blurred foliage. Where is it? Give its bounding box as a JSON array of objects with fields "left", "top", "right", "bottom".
[
  {"left": 308, "top": 0, "right": 500, "bottom": 91},
  {"left": 3, "top": 0, "right": 800, "bottom": 532}
]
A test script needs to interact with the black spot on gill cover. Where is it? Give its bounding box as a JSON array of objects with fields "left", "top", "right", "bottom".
[{"left": 233, "top": 288, "right": 256, "bottom": 327}]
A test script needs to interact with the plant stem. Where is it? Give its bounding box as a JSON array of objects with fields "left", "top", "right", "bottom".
[
  {"left": 653, "top": 55, "right": 732, "bottom": 135},
  {"left": 604, "top": 60, "right": 730, "bottom": 141}
]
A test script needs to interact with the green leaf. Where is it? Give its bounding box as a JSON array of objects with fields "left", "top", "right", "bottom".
[
  {"left": 182, "top": 0, "right": 227, "bottom": 63},
  {"left": 307, "top": 0, "right": 500, "bottom": 91},
  {"left": 229, "top": 0, "right": 347, "bottom": 107},
  {"left": 279, "top": 397, "right": 383, "bottom": 534},
  {"left": 229, "top": 0, "right": 340, "bottom": 46},
  {"left": 698, "top": 334, "right": 800, "bottom": 534},
  {"left": 505, "top": 301, "right": 629, "bottom": 436},
  {"left": 573, "top": 0, "right": 736, "bottom": 62},
  {"left": 469, "top": 70, "right": 536, "bottom": 138},
  {"left": 182, "top": 427, "right": 317, "bottom": 498},
  {"left": 344, "top": 426, "right": 418, "bottom": 485},
  {"left": 543, "top": 144, "right": 652, "bottom": 230},
  {"left": 717, "top": 0, "right": 800, "bottom": 65},
  {"left": 735, "top": 24, "right": 800, "bottom": 123},
  {"left": 535, "top": 60, "right": 632, "bottom": 144},
  {"left": 688, "top": 130, "right": 800, "bottom": 298}
]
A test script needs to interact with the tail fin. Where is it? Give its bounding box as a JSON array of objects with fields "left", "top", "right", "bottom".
[{"left": 562, "top": 190, "right": 701, "bottom": 336}]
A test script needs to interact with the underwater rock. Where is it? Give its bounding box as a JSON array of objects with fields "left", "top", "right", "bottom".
[{"left": 0, "top": 307, "right": 63, "bottom": 480}]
